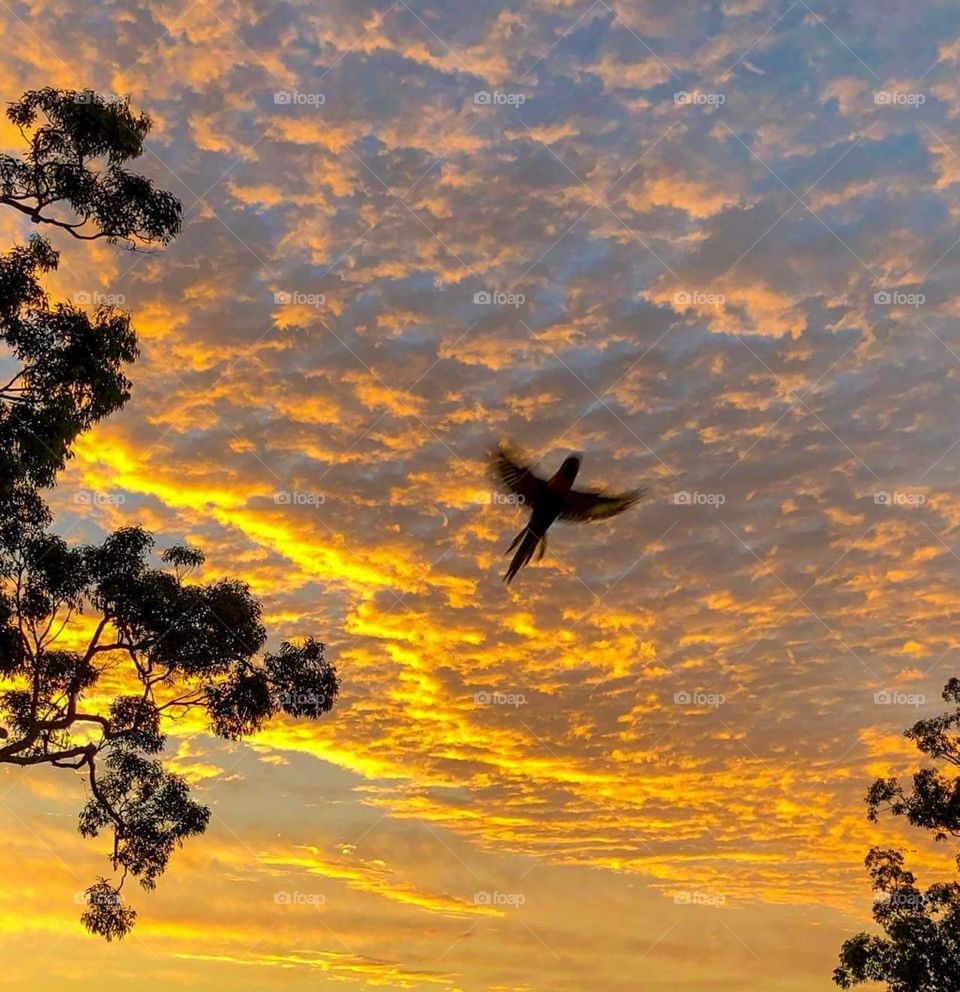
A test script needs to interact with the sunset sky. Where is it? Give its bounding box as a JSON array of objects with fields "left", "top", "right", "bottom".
[{"left": 3, "top": 0, "right": 960, "bottom": 989}]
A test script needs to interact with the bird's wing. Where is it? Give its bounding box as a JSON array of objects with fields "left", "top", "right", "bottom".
[
  {"left": 491, "top": 444, "right": 547, "bottom": 502},
  {"left": 558, "top": 485, "right": 647, "bottom": 522}
]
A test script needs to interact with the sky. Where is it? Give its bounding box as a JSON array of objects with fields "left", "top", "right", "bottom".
[{"left": 2, "top": 0, "right": 960, "bottom": 989}]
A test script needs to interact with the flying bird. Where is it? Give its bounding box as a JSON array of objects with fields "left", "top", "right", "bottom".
[{"left": 491, "top": 442, "right": 647, "bottom": 585}]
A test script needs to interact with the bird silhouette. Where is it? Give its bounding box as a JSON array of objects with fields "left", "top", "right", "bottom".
[{"left": 491, "top": 442, "right": 647, "bottom": 584}]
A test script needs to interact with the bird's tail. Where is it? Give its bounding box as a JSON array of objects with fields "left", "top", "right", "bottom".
[{"left": 504, "top": 527, "right": 546, "bottom": 584}]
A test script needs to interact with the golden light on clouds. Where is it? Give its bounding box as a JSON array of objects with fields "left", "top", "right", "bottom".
[{"left": 3, "top": 0, "right": 960, "bottom": 990}]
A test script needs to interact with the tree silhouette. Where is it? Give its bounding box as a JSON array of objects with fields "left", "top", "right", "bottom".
[
  {"left": 0, "top": 90, "right": 339, "bottom": 939},
  {"left": 0, "top": 87, "right": 180, "bottom": 247},
  {"left": 0, "top": 88, "right": 179, "bottom": 505},
  {"left": 0, "top": 525, "right": 337, "bottom": 940},
  {"left": 835, "top": 680, "right": 960, "bottom": 990}
]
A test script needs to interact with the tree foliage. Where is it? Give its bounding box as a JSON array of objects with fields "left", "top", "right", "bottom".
[
  {"left": 836, "top": 681, "right": 960, "bottom": 990},
  {"left": 0, "top": 87, "right": 181, "bottom": 247},
  {"left": 0, "top": 234, "right": 137, "bottom": 495},
  {"left": 0, "top": 89, "right": 338, "bottom": 940},
  {"left": 0, "top": 524, "right": 338, "bottom": 940}
]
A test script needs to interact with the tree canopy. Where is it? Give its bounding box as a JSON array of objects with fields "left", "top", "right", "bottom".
[
  {"left": 836, "top": 680, "right": 960, "bottom": 991},
  {"left": 0, "top": 88, "right": 338, "bottom": 940},
  {"left": 0, "top": 87, "right": 181, "bottom": 246}
]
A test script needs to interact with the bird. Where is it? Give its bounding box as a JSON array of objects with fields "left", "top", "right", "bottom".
[{"left": 491, "top": 442, "right": 647, "bottom": 584}]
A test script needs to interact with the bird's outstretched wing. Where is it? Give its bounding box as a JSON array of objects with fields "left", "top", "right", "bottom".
[
  {"left": 491, "top": 443, "right": 546, "bottom": 502},
  {"left": 558, "top": 485, "right": 647, "bottom": 522}
]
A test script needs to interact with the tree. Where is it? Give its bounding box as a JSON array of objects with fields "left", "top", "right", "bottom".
[
  {"left": 835, "top": 680, "right": 960, "bottom": 990},
  {"left": 0, "top": 87, "right": 180, "bottom": 501},
  {"left": 0, "top": 89, "right": 339, "bottom": 939},
  {"left": 0, "top": 87, "right": 181, "bottom": 247},
  {"left": 0, "top": 526, "right": 337, "bottom": 940}
]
